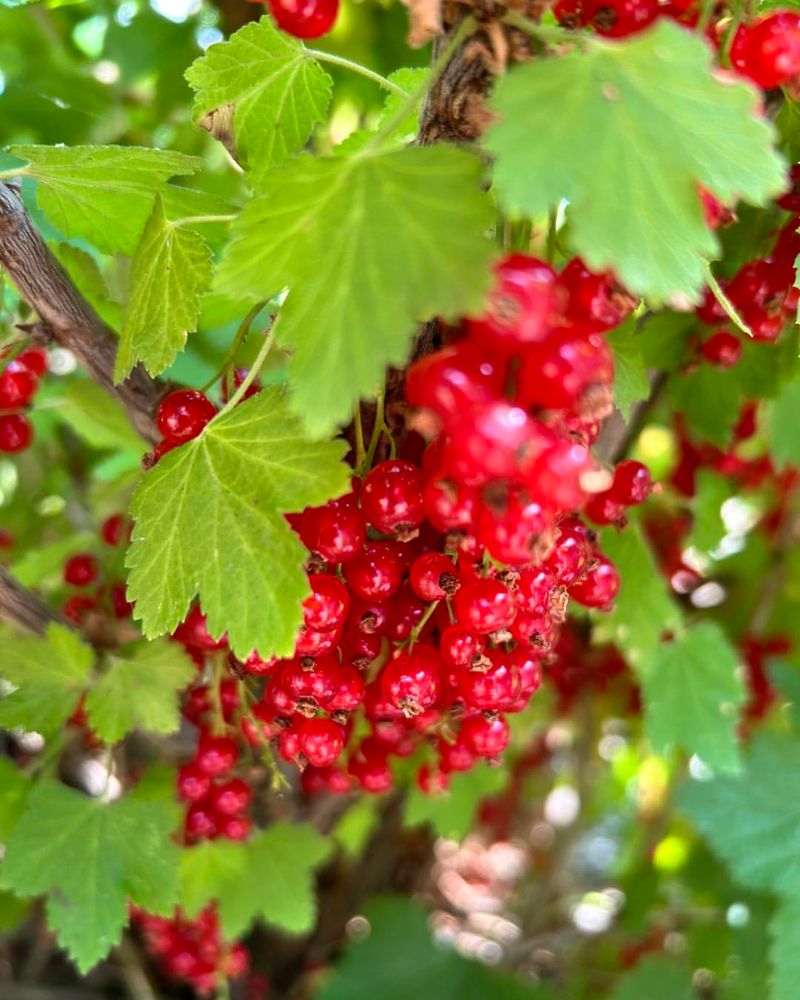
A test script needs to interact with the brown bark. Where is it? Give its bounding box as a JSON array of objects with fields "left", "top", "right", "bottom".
[
  {"left": 0, "top": 183, "right": 161, "bottom": 443},
  {"left": 0, "top": 567, "right": 61, "bottom": 636}
]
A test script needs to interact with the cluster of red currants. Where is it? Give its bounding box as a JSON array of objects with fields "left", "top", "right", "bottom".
[
  {"left": 163, "top": 253, "right": 652, "bottom": 799},
  {"left": 133, "top": 905, "right": 248, "bottom": 997},
  {"left": 697, "top": 215, "right": 800, "bottom": 348},
  {"left": 59, "top": 514, "right": 133, "bottom": 626},
  {"left": 0, "top": 347, "right": 47, "bottom": 456}
]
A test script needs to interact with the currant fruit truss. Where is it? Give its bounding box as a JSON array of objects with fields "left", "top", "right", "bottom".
[{"left": 3, "top": 0, "right": 800, "bottom": 994}]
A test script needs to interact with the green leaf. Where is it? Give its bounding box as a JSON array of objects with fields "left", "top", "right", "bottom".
[
  {"left": 769, "top": 896, "right": 800, "bottom": 1000},
  {"left": 681, "top": 733, "right": 800, "bottom": 895},
  {"left": 687, "top": 469, "right": 731, "bottom": 553},
  {"left": 179, "top": 838, "right": 248, "bottom": 918},
  {"left": 56, "top": 379, "right": 145, "bottom": 452},
  {"left": 85, "top": 640, "right": 195, "bottom": 743},
  {"left": 640, "top": 622, "right": 745, "bottom": 773},
  {"left": 0, "top": 758, "right": 30, "bottom": 840},
  {"left": 607, "top": 323, "right": 649, "bottom": 419},
  {"left": 51, "top": 243, "right": 122, "bottom": 328},
  {"left": 317, "top": 896, "right": 555, "bottom": 1000},
  {"left": 218, "top": 146, "right": 494, "bottom": 436},
  {"left": 0, "top": 624, "right": 94, "bottom": 737},
  {"left": 3, "top": 781, "right": 180, "bottom": 972},
  {"left": 116, "top": 197, "right": 212, "bottom": 380},
  {"left": 179, "top": 822, "right": 332, "bottom": 938},
  {"left": 609, "top": 958, "right": 693, "bottom": 1000},
  {"left": 593, "top": 523, "right": 683, "bottom": 668},
  {"left": 12, "top": 144, "right": 200, "bottom": 254},
  {"left": 379, "top": 67, "right": 428, "bottom": 134},
  {"left": 404, "top": 763, "right": 507, "bottom": 841},
  {"left": 126, "top": 388, "right": 349, "bottom": 657},
  {"left": 485, "top": 21, "right": 785, "bottom": 302},
  {"left": 332, "top": 797, "right": 380, "bottom": 858},
  {"left": 668, "top": 363, "right": 743, "bottom": 447},
  {"left": 766, "top": 372, "right": 800, "bottom": 468},
  {"left": 184, "top": 16, "right": 332, "bottom": 182}
]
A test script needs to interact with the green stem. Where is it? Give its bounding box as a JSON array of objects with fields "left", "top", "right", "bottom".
[
  {"left": 503, "top": 11, "right": 590, "bottom": 46},
  {"left": 364, "top": 16, "right": 477, "bottom": 151},
  {"left": 702, "top": 259, "right": 754, "bottom": 338},
  {"left": 353, "top": 403, "right": 366, "bottom": 467},
  {"left": 305, "top": 49, "right": 410, "bottom": 97},
  {"left": 169, "top": 213, "right": 236, "bottom": 229},
  {"left": 201, "top": 302, "right": 266, "bottom": 394},
  {"left": 361, "top": 390, "right": 386, "bottom": 473},
  {"left": 408, "top": 600, "right": 440, "bottom": 649},
  {"left": 218, "top": 319, "right": 280, "bottom": 417}
]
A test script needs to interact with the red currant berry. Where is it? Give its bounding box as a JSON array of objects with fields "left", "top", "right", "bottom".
[
  {"left": 453, "top": 577, "right": 516, "bottom": 634},
  {"left": 344, "top": 541, "right": 405, "bottom": 600},
  {"left": 303, "top": 573, "right": 350, "bottom": 632},
  {"left": 177, "top": 763, "right": 212, "bottom": 803},
  {"left": 701, "top": 331, "right": 742, "bottom": 369},
  {"left": 0, "top": 413, "right": 33, "bottom": 453},
  {"left": 195, "top": 733, "right": 238, "bottom": 776},
  {"left": 381, "top": 645, "right": 442, "bottom": 716},
  {"left": 64, "top": 553, "right": 100, "bottom": 587},
  {"left": 585, "top": 0, "right": 658, "bottom": 38},
  {"left": 297, "top": 717, "right": 345, "bottom": 767},
  {"left": 584, "top": 493, "right": 627, "bottom": 526},
  {"left": 458, "top": 715, "right": 510, "bottom": 757},
  {"left": 185, "top": 804, "right": 218, "bottom": 841},
  {"left": 569, "top": 555, "right": 620, "bottom": 608},
  {"left": 558, "top": 257, "right": 635, "bottom": 331},
  {"left": 437, "top": 735, "right": 477, "bottom": 773},
  {"left": 467, "top": 254, "right": 561, "bottom": 350},
  {"left": 100, "top": 513, "right": 129, "bottom": 547},
  {"left": 731, "top": 12, "right": 800, "bottom": 89},
  {"left": 174, "top": 605, "right": 228, "bottom": 651},
  {"left": 207, "top": 778, "right": 253, "bottom": 816},
  {"left": 439, "top": 624, "right": 485, "bottom": 669},
  {"left": 218, "top": 815, "right": 253, "bottom": 841},
  {"left": 0, "top": 361, "right": 37, "bottom": 409},
  {"left": 608, "top": 460, "right": 652, "bottom": 506},
  {"left": 406, "top": 344, "right": 506, "bottom": 427},
  {"left": 457, "top": 651, "right": 521, "bottom": 712},
  {"left": 328, "top": 664, "right": 366, "bottom": 712},
  {"left": 516, "top": 332, "right": 613, "bottom": 413},
  {"left": 156, "top": 390, "right": 217, "bottom": 444},
  {"left": 361, "top": 460, "right": 424, "bottom": 534},
  {"left": 16, "top": 348, "right": 48, "bottom": 377},
  {"left": 409, "top": 551, "right": 458, "bottom": 602},
  {"left": 269, "top": 0, "right": 339, "bottom": 38}
]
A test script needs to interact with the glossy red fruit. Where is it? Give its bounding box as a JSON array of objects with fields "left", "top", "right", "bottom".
[
  {"left": 344, "top": 541, "right": 405, "bottom": 600},
  {"left": 443, "top": 401, "right": 545, "bottom": 486},
  {"left": 207, "top": 778, "right": 253, "bottom": 816},
  {"left": 300, "top": 486, "right": 366, "bottom": 562},
  {"left": 156, "top": 389, "right": 218, "bottom": 444},
  {"left": 458, "top": 715, "right": 510, "bottom": 757},
  {"left": 405, "top": 344, "right": 506, "bottom": 427},
  {"left": 0, "top": 413, "right": 33, "bottom": 453},
  {"left": 608, "top": 460, "right": 652, "bottom": 506},
  {"left": 328, "top": 664, "right": 366, "bottom": 712},
  {"left": 195, "top": 733, "right": 238, "bottom": 776},
  {"left": 467, "top": 254, "right": 561, "bottom": 350},
  {"left": 585, "top": 0, "right": 658, "bottom": 37},
  {"left": 0, "top": 361, "right": 38, "bottom": 409},
  {"left": 584, "top": 493, "right": 627, "bottom": 526},
  {"left": 477, "top": 492, "right": 552, "bottom": 566},
  {"left": 64, "top": 552, "right": 100, "bottom": 587},
  {"left": 360, "top": 460, "right": 424, "bottom": 534},
  {"left": 15, "top": 348, "right": 48, "bottom": 377},
  {"left": 558, "top": 257, "right": 634, "bottom": 331},
  {"left": 100, "top": 513, "right": 129, "bottom": 547},
  {"left": 453, "top": 577, "right": 516, "bottom": 634},
  {"left": 701, "top": 331, "right": 742, "bottom": 369},
  {"left": 177, "top": 763, "right": 212, "bottom": 803},
  {"left": 516, "top": 332, "right": 613, "bottom": 413},
  {"left": 569, "top": 555, "right": 620, "bottom": 608},
  {"left": 174, "top": 605, "right": 228, "bottom": 651},
  {"left": 303, "top": 573, "right": 350, "bottom": 632},
  {"left": 409, "top": 551, "right": 458, "bottom": 601},
  {"left": 544, "top": 519, "right": 591, "bottom": 587},
  {"left": 381, "top": 645, "right": 442, "bottom": 715},
  {"left": 297, "top": 717, "right": 345, "bottom": 767},
  {"left": 269, "top": 0, "right": 339, "bottom": 38},
  {"left": 422, "top": 477, "right": 478, "bottom": 532},
  {"left": 440, "top": 624, "right": 485, "bottom": 669},
  {"left": 437, "top": 735, "right": 477, "bottom": 773},
  {"left": 457, "top": 651, "right": 521, "bottom": 712},
  {"left": 185, "top": 804, "right": 218, "bottom": 841},
  {"left": 218, "top": 815, "right": 253, "bottom": 841},
  {"left": 731, "top": 12, "right": 800, "bottom": 89}
]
